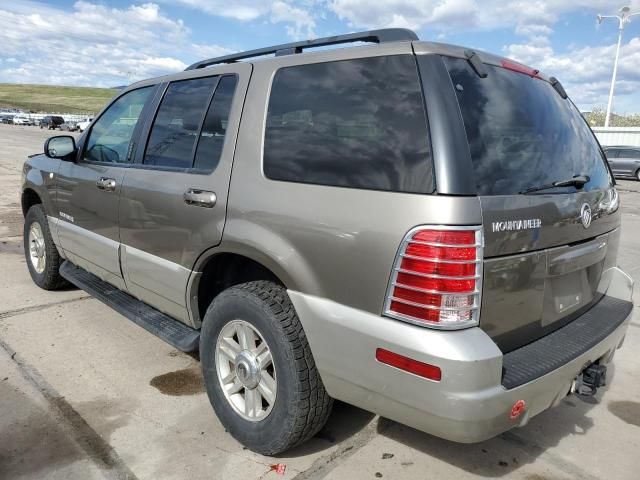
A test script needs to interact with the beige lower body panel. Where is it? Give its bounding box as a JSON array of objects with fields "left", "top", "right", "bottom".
[{"left": 289, "top": 267, "right": 633, "bottom": 443}]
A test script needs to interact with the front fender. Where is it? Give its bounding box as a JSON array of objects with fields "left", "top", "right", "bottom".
[{"left": 21, "top": 154, "right": 61, "bottom": 218}]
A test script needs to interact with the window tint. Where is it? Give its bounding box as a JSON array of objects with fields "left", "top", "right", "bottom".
[
  {"left": 604, "top": 149, "right": 619, "bottom": 159},
  {"left": 84, "top": 87, "right": 152, "bottom": 164},
  {"left": 445, "top": 57, "right": 611, "bottom": 196},
  {"left": 193, "top": 75, "right": 237, "bottom": 171},
  {"left": 264, "top": 56, "right": 433, "bottom": 193},
  {"left": 144, "top": 77, "right": 217, "bottom": 169},
  {"left": 620, "top": 149, "right": 640, "bottom": 159}
]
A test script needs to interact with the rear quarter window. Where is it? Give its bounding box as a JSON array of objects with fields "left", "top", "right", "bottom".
[{"left": 263, "top": 55, "right": 434, "bottom": 194}]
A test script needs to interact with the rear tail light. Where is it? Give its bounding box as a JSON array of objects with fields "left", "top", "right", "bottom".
[{"left": 384, "top": 226, "right": 483, "bottom": 329}]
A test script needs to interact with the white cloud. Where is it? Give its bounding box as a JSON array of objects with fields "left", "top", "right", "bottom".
[
  {"left": 0, "top": 1, "right": 199, "bottom": 87},
  {"left": 505, "top": 36, "right": 640, "bottom": 111},
  {"left": 271, "top": 1, "right": 316, "bottom": 38},
  {"left": 168, "top": 0, "right": 316, "bottom": 38},
  {"left": 165, "top": 0, "right": 268, "bottom": 21},
  {"left": 2, "top": 0, "right": 640, "bottom": 112},
  {"left": 329, "top": 0, "right": 640, "bottom": 32},
  {"left": 329, "top": 0, "right": 640, "bottom": 111}
]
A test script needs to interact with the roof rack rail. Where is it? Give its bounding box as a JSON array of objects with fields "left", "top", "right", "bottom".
[{"left": 185, "top": 28, "right": 418, "bottom": 71}]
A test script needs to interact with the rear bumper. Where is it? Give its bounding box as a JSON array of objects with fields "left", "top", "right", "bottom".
[{"left": 290, "top": 267, "right": 634, "bottom": 443}]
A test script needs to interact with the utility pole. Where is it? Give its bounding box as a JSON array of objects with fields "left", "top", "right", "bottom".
[{"left": 597, "top": 6, "right": 640, "bottom": 127}]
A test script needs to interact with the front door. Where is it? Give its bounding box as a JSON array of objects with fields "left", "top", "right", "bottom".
[
  {"left": 118, "top": 64, "right": 250, "bottom": 324},
  {"left": 56, "top": 86, "right": 155, "bottom": 288}
]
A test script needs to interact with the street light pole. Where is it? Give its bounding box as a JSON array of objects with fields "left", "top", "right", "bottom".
[{"left": 597, "top": 6, "right": 640, "bottom": 127}]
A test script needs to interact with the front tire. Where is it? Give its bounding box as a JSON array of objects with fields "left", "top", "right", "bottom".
[
  {"left": 635, "top": 169, "right": 640, "bottom": 181},
  {"left": 200, "top": 281, "right": 333, "bottom": 455},
  {"left": 23, "top": 205, "right": 68, "bottom": 290}
]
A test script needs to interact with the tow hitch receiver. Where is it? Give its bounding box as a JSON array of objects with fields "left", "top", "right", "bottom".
[{"left": 573, "top": 363, "right": 607, "bottom": 396}]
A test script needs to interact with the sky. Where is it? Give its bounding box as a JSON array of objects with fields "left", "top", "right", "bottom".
[{"left": 1, "top": 1, "right": 640, "bottom": 113}]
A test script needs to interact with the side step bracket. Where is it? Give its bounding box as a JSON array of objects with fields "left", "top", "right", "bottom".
[{"left": 60, "top": 261, "right": 200, "bottom": 352}]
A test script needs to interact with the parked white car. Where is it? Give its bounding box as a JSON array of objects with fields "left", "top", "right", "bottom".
[
  {"left": 77, "top": 117, "right": 93, "bottom": 132},
  {"left": 13, "top": 116, "right": 33, "bottom": 126}
]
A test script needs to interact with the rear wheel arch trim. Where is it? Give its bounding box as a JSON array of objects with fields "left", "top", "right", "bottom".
[{"left": 186, "top": 247, "right": 303, "bottom": 328}]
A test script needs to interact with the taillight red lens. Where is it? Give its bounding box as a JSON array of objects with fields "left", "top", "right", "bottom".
[
  {"left": 400, "top": 258, "right": 476, "bottom": 277},
  {"left": 393, "top": 287, "right": 442, "bottom": 306},
  {"left": 412, "top": 230, "right": 475, "bottom": 245},
  {"left": 385, "top": 227, "right": 482, "bottom": 328},
  {"left": 395, "top": 272, "right": 475, "bottom": 293},
  {"left": 376, "top": 348, "right": 442, "bottom": 381},
  {"left": 405, "top": 243, "right": 476, "bottom": 261}
]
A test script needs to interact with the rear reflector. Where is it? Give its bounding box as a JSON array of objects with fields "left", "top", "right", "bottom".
[
  {"left": 510, "top": 399, "right": 526, "bottom": 420},
  {"left": 376, "top": 348, "right": 442, "bottom": 381},
  {"left": 384, "top": 226, "right": 483, "bottom": 329}
]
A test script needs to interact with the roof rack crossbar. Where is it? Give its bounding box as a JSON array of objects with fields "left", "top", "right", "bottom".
[{"left": 185, "top": 28, "right": 418, "bottom": 70}]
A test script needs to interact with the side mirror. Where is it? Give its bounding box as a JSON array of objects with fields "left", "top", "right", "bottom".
[{"left": 44, "top": 135, "right": 76, "bottom": 160}]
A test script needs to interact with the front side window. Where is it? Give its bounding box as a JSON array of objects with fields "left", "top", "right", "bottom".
[
  {"left": 604, "top": 149, "right": 619, "bottom": 159},
  {"left": 263, "top": 55, "right": 433, "bottom": 193},
  {"left": 144, "top": 77, "right": 217, "bottom": 169},
  {"left": 84, "top": 87, "right": 152, "bottom": 164}
]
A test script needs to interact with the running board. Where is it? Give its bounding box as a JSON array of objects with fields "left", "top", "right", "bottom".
[{"left": 60, "top": 261, "right": 200, "bottom": 352}]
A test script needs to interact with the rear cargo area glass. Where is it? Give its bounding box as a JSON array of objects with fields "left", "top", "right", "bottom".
[{"left": 443, "top": 57, "right": 611, "bottom": 196}]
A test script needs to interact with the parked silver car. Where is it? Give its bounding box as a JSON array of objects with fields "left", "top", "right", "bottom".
[
  {"left": 603, "top": 145, "right": 640, "bottom": 180},
  {"left": 20, "top": 29, "right": 634, "bottom": 455}
]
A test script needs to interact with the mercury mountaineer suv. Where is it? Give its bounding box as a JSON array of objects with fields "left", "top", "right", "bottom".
[{"left": 20, "top": 29, "right": 634, "bottom": 455}]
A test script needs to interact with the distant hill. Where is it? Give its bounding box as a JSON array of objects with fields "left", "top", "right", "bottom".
[{"left": 0, "top": 83, "right": 117, "bottom": 114}]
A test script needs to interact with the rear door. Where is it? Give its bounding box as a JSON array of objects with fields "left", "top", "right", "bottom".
[
  {"left": 118, "top": 64, "right": 249, "bottom": 325},
  {"left": 444, "top": 57, "right": 620, "bottom": 352},
  {"left": 56, "top": 86, "right": 155, "bottom": 288},
  {"left": 604, "top": 148, "right": 622, "bottom": 175},
  {"left": 617, "top": 148, "right": 640, "bottom": 176}
]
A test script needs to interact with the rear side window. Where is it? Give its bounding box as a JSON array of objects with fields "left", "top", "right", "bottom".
[
  {"left": 604, "top": 149, "right": 619, "bottom": 159},
  {"left": 621, "top": 149, "right": 640, "bottom": 159},
  {"left": 144, "top": 77, "right": 217, "bottom": 169},
  {"left": 445, "top": 57, "right": 611, "bottom": 196},
  {"left": 264, "top": 55, "right": 433, "bottom": 193},
  {"left": 193, "top": 76, "right": 237, "bottom": 171}
]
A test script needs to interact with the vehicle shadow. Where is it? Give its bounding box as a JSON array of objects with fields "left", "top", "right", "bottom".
[
  {"left": 376, "top": 387, "right": 607, "bottom": 478},
  {"left": 278, "top": 400, "right": 376, "bottom": 458}
]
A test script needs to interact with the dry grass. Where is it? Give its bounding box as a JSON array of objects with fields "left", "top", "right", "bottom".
[{"left": 0, "top": 83, "right": 117, "bottom": 114}]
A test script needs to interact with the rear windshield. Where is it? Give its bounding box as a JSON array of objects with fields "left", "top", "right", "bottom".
[{"left": 444, "top": 57, "right": 612, "bottom": 196}]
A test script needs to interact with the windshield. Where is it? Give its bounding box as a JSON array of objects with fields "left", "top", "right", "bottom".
[{"left": 444, "top": 57, "right": 612, "bottom": 196}]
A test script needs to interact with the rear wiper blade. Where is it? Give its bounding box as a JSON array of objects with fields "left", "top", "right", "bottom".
[{"left": 519, "top": 175, "right": 590, "bottom": 194}]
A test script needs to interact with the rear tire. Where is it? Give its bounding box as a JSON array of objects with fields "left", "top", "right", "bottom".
[
  {"left": 635, "top": 169, "right": 640, "bottom": 181},
  {"left": 24, "top": 205, "right": 68, "bottom": 290},
  {"left": 200, "top": 281, "right": 333, "bottom": 455}
]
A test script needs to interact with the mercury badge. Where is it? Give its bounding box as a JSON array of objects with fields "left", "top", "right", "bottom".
[{"left": 580, "top": 203, "right": 592, "bottom": 229}]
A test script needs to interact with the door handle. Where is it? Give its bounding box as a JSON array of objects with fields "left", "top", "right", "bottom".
[
  {"left": 184, "top": 189, "right": 217, "bottom": 208},
  {"left": 96, "top": 177, "right": 116, "bottom": 192}
]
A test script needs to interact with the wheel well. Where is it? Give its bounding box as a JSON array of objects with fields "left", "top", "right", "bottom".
[
  {"left": 21, "top": 188, "right": 42, "bottom": 217},
  {"left": 196, "top": 253, "right": 285, "bottom": 322}
]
